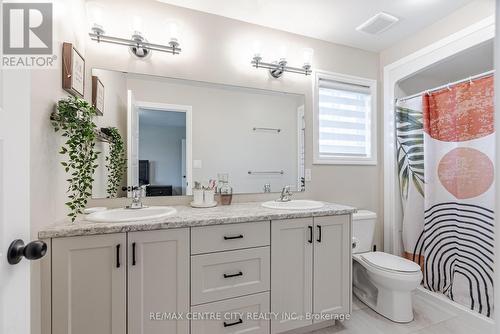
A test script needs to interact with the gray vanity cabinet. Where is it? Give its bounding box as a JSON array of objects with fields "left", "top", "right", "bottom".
[
  {"left": 44, "top": 209, "right": 352, "bottom": 334},
  {"left": 313, "top": 215, "right": 351, "bottom": 317},
  {"left": 128, "top": 229, "right": 190, "bottom": 334},
  {"left": 271, "top": 218, "right": 313, "bottom": 333},
  {"left": 51, "top": 233, "right": 127, "bottom": 334},
  {"left": 271, "top": 215, "right": 351, "bottom": 334},
  {"left": 50, "top": 229, "right": 190, "bottom": 334}
]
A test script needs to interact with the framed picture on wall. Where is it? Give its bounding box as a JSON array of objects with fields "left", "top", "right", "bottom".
[
  {"left": 92, "top": 76, "right": 105, "bottom": 115},
  {"left": 62, "top": 42, "right": 85, "bottom": 97}
]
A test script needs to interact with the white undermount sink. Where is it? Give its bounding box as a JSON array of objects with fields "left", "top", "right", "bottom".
[
  {"left": 262, "top": 200, "right": 325, "bottom": 210},
  {"left": 86, "top": 206, "right": 177, "bottom": 223}
]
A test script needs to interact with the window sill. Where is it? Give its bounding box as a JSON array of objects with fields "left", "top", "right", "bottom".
[{"left": 313, "top": 158, "right": 378, "bottom": 166}]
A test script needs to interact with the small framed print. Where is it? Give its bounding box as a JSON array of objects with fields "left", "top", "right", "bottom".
[
  {"left": 92, "top": 76, "right": 105, "bottom": 116},
  {"left": 62, "top": 42, "right": 85, "bottom": 97}
]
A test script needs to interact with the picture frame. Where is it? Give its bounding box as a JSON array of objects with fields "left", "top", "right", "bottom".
[
  {"left": 62, "top": 42, "right": 85, "bottom": 97},
  {"left": 92, "top": 76, "right": 105, "bottom": 116}
]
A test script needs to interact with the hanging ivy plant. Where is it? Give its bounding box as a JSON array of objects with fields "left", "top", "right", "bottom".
[
  {"left": 51, "top": 96, "right": 99, "bottom": 222},
  {"left": 102, "top": 127, "right": 127, "bottom": 198}
]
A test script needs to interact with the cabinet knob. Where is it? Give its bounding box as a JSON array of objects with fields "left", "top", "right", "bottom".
[{"left": 7, "top": 239, "right": 47, "bottom": 265}]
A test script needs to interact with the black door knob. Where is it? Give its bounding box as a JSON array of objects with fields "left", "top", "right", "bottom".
[{"left": 7, "top": 239, "right": 47, "bottom": 265}]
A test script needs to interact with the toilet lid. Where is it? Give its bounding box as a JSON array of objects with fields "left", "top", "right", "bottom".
[{"left": 360, "top": 252, "right": 421, "bottom": 273}]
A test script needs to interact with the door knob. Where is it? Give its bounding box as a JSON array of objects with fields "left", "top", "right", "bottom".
[{"left": 7, "top": 239, "right": 47, "bottom": 265}]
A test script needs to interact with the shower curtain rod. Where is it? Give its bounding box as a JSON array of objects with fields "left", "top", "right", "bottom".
[{"left": 395, "top": 69, "right": 495, "bottom": 103}]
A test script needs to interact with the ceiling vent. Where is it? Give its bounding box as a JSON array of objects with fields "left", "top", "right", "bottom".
[{"left": 356, "top": 12, "right": 399, "bottom": 35}]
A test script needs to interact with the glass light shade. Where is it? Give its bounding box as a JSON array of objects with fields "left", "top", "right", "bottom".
[
  {"left": 132, "top": 16, "right": 144, "bottom": 34},
  {"left": 168, "top": 21, "right": 180, "bottom": 42},
  {"left": 86, "top": 1, "right": 105, "bottom": 30},
  {"left": 252, "top": 40, "right": 262, "bottom": 58},
  {"left": 303, "top": 48, "right": 314, "bottom": 66},
  {"left": 278, "top": 45, "right": 287, "bottom": 61}
]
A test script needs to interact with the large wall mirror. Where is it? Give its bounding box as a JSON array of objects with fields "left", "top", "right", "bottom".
[{"left": 91, "top": 69, "right": 306, "bottom": 198}]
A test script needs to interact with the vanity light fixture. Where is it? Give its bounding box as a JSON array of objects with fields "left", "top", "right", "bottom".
[
  {"left": 252, "top": 47, "right": 314, "bottom": 78},
  {"left": 88, "top": 11, "right": 181, "bottom": 58}
]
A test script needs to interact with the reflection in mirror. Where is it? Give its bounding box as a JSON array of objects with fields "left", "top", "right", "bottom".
[
  {"left": 91, "top": 69, "right": 305, "bottom": 198},
  {"left": 139, "top": 109, "right": 187, "bottom": 196}
]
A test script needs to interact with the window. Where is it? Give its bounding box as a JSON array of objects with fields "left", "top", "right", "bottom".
[{"left": 314, "top": 71, "right": 377, "bottom": 165}]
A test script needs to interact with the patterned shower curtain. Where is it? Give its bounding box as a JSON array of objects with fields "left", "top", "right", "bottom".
[
  {"left": 396, "top": 75, "right": 495, "bottom": 317},
  {"left": 395, "top": 96, "right": 425, "bottom": 267}
]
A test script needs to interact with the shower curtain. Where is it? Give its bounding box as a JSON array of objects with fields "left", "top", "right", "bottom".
[
  {"left": 395, "top": 96, "right": 425, "bottom": 268},
  {"left": 396, "top": 75, "right": 495, "bottom": 317}
]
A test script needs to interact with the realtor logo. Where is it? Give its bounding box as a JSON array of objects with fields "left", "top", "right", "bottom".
[{"left": 2, "top": 3, "right": 53, "bottom": 55}]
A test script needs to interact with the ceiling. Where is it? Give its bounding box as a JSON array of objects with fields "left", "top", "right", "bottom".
[{"left": 155, "top": 0, "right": 479, "bottom": 52}]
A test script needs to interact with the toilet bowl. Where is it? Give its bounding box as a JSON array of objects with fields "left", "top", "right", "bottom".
[{"left": 352, "top": 211, "right": 422, "bottom": 323}]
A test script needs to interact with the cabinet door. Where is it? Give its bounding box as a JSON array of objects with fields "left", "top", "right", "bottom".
[
  {"left": 313, "top": 215, "right": 351, "bottom": 318},
  {"left": 128, "top": 229, "right": 190, "bottom": 334},
  {"left": 52, "top": 233, "right": 126, "bottom": 334},
  {"left": 271, "top": 218, "right": 313, "bottom": 333}
]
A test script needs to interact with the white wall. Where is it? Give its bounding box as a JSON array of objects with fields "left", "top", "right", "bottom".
[
  {"left": 85, "top": 0, "right": 381, "bottom": 235},
  {"left": 91, "top": 69, "right": 128, "bottom": 198},
  {"left": 30, "top": 1, "right": 87, "bottom": 333},
  {"left": 29, "top": 3, "right": 380, "bottom": 331},
  {"left": 126, "top": 75, "right": 302, "bottom": 194},
  {"left": 139, "top": 122, "right": 185, "bottom": 191}
]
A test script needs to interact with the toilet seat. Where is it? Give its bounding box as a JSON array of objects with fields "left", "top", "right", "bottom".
[{"left": 355, "top": 252, "right": 421, "bottom": 274}]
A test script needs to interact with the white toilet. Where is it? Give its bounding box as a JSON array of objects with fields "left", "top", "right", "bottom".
[{"left": 352, "top": 210, "right": 422, "bottom": 323}]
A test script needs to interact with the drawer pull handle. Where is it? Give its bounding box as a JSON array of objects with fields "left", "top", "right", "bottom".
[
  {"left": 132, "top": 242, "right": 136, "bottom": 266},
  {"left": 223, "top": 234, "right": 244, "bottom": 240},
  {"left": 116, "top": 244, "right": 121, "bottom": 268},
  {"left": 223, "top": 271, "right": 243, "bottom": 278},
  {"left": 223, "top": 318, "right": 243, "bottom": 327}
]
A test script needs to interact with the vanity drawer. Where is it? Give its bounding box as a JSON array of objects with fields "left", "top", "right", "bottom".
[
  {"left": 191, "top": 292, "right": 270, "bottom": 334},
  {"left": 191, "top": 247, "right": 270, "bottom": 305},
  {"left": 191, "top": 221, "right": 270, "bottom": 254}
]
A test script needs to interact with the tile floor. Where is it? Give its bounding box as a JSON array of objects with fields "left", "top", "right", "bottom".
[{"left": 309, "top": 294, "right": 483, "bottom": 334}]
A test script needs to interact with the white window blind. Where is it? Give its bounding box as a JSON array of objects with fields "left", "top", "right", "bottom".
[{"left": 317, "top": 78, "right": 373, "bottom": 160}]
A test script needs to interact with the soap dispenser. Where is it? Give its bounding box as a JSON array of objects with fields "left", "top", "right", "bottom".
[{"left": 217, "top": 173, "right": 233, "bottom": 205}]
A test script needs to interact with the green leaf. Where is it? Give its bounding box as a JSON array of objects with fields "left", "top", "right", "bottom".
[{"left": 396, "top": 105, "right": 425, "bottom": 200}]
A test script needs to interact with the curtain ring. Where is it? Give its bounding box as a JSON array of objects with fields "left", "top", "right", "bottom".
[
  {"left": 447, "top": 84, "right": 452, "bottom": 91},
  {"left": 469, "top": 77, "right": 474, "bottom": 85},
  {"left": 425, "top": 90, "right": 431, "bottom": 96}
]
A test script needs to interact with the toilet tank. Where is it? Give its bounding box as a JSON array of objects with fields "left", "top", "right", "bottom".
[{"left": 352, "top": 210, "right": 377, "bottom": 254}]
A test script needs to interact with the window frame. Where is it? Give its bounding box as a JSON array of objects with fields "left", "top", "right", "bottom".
[{"left": 313, "top": 70, "right": 378, "bottom": 165}]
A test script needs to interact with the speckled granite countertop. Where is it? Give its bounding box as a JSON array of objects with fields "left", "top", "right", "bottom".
[{"left": 38, "top": 201, "right": 356, "bottom": 239}]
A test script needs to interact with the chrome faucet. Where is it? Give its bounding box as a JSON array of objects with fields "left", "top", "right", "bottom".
[
  {"left": 127, "top": 184, "right": 149, "bottom": 209},
  {"left": 278, "top": 185, "right": 293, "bottom": 202}
]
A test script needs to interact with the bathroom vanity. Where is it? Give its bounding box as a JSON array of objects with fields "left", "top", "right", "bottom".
[{"left": 38, "top": 202, "right": 355, "bottom": 334}]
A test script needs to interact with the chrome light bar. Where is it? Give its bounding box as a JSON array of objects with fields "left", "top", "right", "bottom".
[
  {"left": 252, "top": 56, "right": 311, "bottom": 78},
  {"left": 89, "top": 28, "right": 181, "bottom": 58}
]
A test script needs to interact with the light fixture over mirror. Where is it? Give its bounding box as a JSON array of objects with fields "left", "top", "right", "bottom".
[
  {"left": 87, "top": 4, "right": 182, "bottom": 58},
  {"left": 251, "top": 44, "right": 313, "bottom": 78}
]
